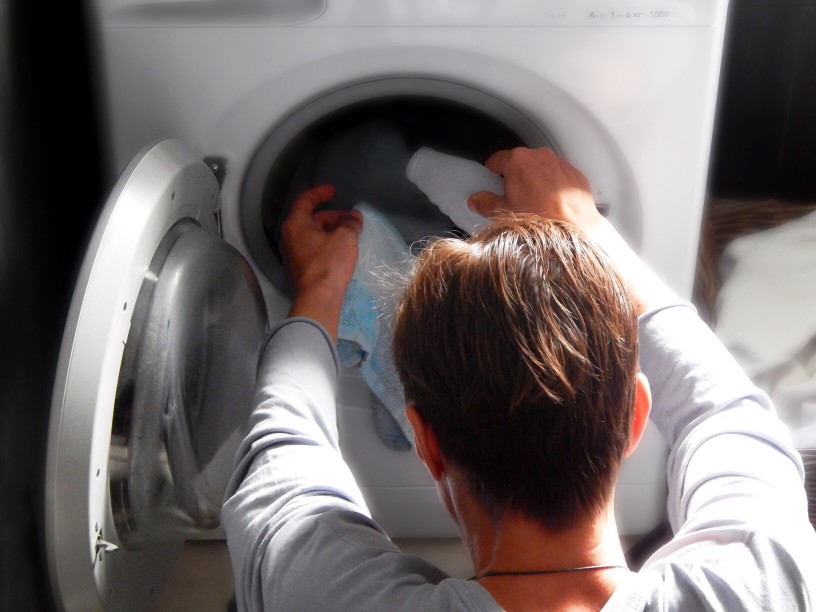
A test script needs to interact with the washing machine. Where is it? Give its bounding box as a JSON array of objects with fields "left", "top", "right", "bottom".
[{"left": 46, "top": 0, "right": 730, "bottom": 608}]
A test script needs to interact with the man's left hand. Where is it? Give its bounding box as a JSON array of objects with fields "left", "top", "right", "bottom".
[{"left": 280, "top": 185, "right": 363, "bottom": 340}]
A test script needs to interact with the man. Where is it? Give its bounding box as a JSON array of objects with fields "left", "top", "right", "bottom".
[{"left": 222, "top": 148, "right": 816, "bottom": 610}]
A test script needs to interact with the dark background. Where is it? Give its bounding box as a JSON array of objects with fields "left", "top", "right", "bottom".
[
  {"left": 1, "top": 0, "right": 814, "bottom": 608},
  {"left": 711, "top": 0, "right": 816, "bottom": 201},
  {"left": 0, "top": 1, "right": 104, "bottom": 610}
]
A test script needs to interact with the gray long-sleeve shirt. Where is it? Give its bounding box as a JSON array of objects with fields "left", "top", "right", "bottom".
[{"left": 222, "top": 305, "right": 816, "bottom": 610}]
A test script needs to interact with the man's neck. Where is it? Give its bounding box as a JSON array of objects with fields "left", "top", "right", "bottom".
[{"left": 450, "top": 477, "right": 630, "bottom": 610}]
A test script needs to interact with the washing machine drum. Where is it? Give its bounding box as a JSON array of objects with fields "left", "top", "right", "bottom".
[
  {"left": 262, "top": 97, "right": 532, "bottom": 255},
  {"left": 112, "top": 219, "right": 266, "bottom": 537}
]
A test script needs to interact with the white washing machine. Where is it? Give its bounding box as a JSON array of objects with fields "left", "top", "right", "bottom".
[{"left": 46, "top": 0, "right": 730, "bottom": 608}]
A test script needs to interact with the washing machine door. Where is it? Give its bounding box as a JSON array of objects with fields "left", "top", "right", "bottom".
[{"left": 45, "top": 139, "right": 267, "bottom": 610}]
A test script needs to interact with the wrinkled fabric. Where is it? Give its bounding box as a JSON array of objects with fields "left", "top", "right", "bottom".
[{"left": 337, "top": 203, "right": 414, "bottom": 449}]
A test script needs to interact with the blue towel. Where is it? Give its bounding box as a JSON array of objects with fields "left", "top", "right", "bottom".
[{"left": 338, "top": 203, "right": 414, "bottom": 450}]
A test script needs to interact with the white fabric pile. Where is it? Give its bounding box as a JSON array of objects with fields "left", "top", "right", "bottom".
[{"left": 715, "top": 209, "right": 816, "bottom": 453}]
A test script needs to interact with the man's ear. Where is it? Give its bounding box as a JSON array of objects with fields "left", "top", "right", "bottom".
[
  {"left": 406, "top": 404, "right": 445, "bottom": 481},
  {"left": 624, "top": 373, "right": 652, "bottom": 458}
]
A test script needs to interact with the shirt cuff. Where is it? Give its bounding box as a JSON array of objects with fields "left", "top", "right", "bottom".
[{"left": 262, "top": 316, "right": 341, "bottom": 378}]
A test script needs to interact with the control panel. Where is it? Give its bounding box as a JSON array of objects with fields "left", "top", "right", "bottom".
[{"left": 319, "top": 0, "right": 728, "bottom": 27}]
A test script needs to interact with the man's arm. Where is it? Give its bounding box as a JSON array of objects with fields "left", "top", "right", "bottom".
[
  {"left": 468, "top": 146, "right": 806, "bottom": 494},
  {"left": 467, "top": 146, "right": 806, "bottom": 487}
]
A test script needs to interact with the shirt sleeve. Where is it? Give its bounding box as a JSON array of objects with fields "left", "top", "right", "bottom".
[
  {"left": 220, "top": 318, "right": 499, "bottom": 612},
  {"left": 635, "top": 304, "right": 816, "bottom": 609},
  {"left": 638, "top": 304, "right": 806, "bottom": 530}
]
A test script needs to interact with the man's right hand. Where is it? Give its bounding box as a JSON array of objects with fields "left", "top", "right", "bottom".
[
  {"left": 467, "top": 147, "right": 605, "bottom": 235},
  {"left": 468, "top": 146, "right": 677, "bottom": 316}
]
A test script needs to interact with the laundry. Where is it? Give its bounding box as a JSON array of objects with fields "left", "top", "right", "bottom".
[
  {"left": 338, "top": 203, "right": 415, "bottom": 450},
  {"left": 406, "top": 147, "right": 505, "bottom": 235},
  {"left": 715, "top": 209, "right": 816, "bottom": 442}
]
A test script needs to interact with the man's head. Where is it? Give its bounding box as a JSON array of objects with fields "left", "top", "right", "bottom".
[{"left": 393, "top": 216, "right": 642, "bottom": 530}]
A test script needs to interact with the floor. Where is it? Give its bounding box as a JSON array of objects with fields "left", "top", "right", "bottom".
[{"left": 154, "top": 541, "right": 234, "bottom": 612}]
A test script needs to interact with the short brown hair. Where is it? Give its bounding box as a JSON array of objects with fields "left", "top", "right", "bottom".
[{"left": 393, "top": 216, "right": 639, "bottom": 530}]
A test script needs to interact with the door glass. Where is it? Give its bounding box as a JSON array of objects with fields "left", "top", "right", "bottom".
[{"left": 110, "top": 218, "right": 267, "bottom": 549}]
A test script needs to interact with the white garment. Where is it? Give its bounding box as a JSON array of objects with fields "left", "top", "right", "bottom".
[
  {"left": 715, "top": 209, "right": 816, "bottom": 435},
  {"left": 406, "top": 147, "right": 503, "bottom": 234}
]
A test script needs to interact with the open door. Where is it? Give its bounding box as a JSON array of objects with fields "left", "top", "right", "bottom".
[{"left": 45, "top": 140, "right": 267, "bottom": 610}]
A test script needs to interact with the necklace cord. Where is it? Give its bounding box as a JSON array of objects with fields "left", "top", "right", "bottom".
[{"left": 471, "top": 563, "right": 627, "bottom": 581}]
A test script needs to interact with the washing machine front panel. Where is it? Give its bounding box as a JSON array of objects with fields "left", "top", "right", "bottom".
[
  {"left": 46, "top": 140, "right": 267, "bottom": 609},
  {"left": 202, "top": 46, "right": 659, "bottom": 538}
]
